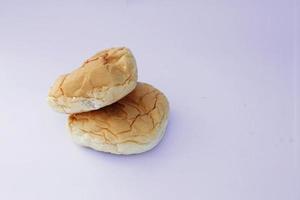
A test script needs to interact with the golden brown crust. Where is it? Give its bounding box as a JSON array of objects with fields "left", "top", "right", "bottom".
[
  {"left": 49, "top": 47, "right": 137, "bottom": 98},
  {"left": 68, "top": 82, "right": 169, "bottom": 148}
]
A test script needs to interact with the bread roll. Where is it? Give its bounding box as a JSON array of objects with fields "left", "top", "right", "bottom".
[
  {"left": 68, "top": 82, "right": 169, "bottom": 155},
  {"left": 48, "top": 47, "right": 137, "bottom": 114}
]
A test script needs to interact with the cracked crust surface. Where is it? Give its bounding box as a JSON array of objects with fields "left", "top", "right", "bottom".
[
  {"left": 68, "top": 82, "right": 169, "bottom": 155},
  {"left": 48, "top": 47, "right": 137, "bottom": 113}
]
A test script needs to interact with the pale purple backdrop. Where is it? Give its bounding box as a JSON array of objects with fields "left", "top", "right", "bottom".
[{"left": 0, "top": 1, "right": 299, "bottom": 200}]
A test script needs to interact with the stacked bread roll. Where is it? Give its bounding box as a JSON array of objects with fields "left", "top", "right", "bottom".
[{"left": 48, "top": 47, "right": 169, "bottom": 155}]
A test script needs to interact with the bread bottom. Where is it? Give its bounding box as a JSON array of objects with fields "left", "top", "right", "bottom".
[
  {"left": 48, "top": 81, "right": 136, "bottom": 114},
  {"left": 69, "top": 115, "right": 169, "bottom": 155}
]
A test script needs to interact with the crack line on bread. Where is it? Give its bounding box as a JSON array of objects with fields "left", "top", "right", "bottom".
[
  {"left": 58, "top": 75, "right": 67, "bottom": 96},
  {"left": 116, "top": 93, "right": 162, "bottom": 136}
]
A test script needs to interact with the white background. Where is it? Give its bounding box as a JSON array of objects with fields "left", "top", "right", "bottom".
[{"left": 0, "top": 1, "right": 299, "bottom": 200}]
